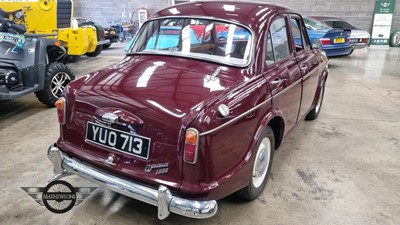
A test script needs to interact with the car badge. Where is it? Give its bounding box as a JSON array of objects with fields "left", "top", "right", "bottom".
[
  {"left": 145, "top": 163, "right": 169, "bottom": 175},
  {"left": 101, "top": 112, "right": 118, "bottom": 124}
]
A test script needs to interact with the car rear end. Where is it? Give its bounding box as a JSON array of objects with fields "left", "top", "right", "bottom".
[
  {"left": 317, "top": 17, "right": 370, "bottom": 49},
  {"left": 350, "top": 29, "right": 370, "bottom": 49},
  {"left": 318, "top": 28, "right": 352, "bottom": 57},
  {"left": 48, "top": 58, "right": 223, "bottom": 219},
  {"left": 104, "top": 27, "right": 119, "bottom": 43},
  {"left": 46, "top": 1, "right": 269, "bottom": 219},
  {"left": 305, "top": 17, "right": 352, "bottom": 57}
]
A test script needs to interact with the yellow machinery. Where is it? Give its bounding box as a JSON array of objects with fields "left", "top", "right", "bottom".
[{"left": 0, "top": 0, "right": 98, "bottom": 56}]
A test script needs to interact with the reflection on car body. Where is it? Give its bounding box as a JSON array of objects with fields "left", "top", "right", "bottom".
[{"left": 144, "top": 26, "right": 201, "bottom": 50}]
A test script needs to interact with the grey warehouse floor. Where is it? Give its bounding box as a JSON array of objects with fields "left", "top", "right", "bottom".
[{"left": 0, "top": 43, "right": 399, "bottom": 225}]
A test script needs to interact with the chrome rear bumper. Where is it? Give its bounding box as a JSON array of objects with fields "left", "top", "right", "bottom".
[{"left": 47, "top": 144, "right": 217, "bottom": 220}]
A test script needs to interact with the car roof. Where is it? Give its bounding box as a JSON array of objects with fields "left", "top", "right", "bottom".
[{"left": 154, "top": 1, "right": 296, "bottom": 32}]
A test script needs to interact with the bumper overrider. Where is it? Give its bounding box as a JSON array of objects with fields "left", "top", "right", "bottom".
[{"left": 47, "top": 144, "right": 218, "bottom": 219}]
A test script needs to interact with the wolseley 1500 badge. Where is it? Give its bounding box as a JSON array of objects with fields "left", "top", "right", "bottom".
[{"left": 145, "top": 163, "right": 169, "bottom": 175}]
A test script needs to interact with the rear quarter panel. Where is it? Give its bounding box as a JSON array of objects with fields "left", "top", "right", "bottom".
[{"left": 180, "top": 73, "right": 273, "bottom": 200}]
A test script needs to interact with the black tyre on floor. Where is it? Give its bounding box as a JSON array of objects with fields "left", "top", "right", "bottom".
[
  {"left": 35, "top": 63, "right": 74, "bottom": 107},
  {"left": 103, "top": 43, "right": 111, "bottom": 49},
  {"left": 306, "top": 81, "right": 325, "bottom": 120},
  {"left": 86, "top": 45, "right": 103, "bottom": 57},
  {"left": 236, "top": 126, "right": 275, "bottom": 200}
]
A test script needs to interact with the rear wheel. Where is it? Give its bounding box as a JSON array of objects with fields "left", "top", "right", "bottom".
[
  {"left": 306, "top": 81, "right": 325, "bottom": 120},
  {"left": 86, "top": 45, "right": 103, "bottom": 57},
  {"left": 236, "top": 127, "right": 275, "bottom": 200},
  {"left": 35, "top": 63, "right": 74, "bottom": 107}
]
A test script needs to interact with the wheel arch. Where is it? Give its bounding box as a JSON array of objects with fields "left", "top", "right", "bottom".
[
  {"left": 253, "top": 108, "right": 285, "bottom": 151},
  {"left": 234, "top": 109, "right": 285, "bottom": 199},
  {"left": 309, "top": 68, "right": 329, "bottom": 111},
  {"left": 267, "top": 116, "right": 285, "bottom": 150}
]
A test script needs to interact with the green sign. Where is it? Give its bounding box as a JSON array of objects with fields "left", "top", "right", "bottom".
[{"left": 371, "top": 0, "right": 396, "bottom": 45}]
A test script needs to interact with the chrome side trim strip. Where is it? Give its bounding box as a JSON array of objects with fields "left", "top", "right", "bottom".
[
  {"left": 200, "top": 97, "right": 272, "bottom": 136},
  {"left": 272, "top": 78, "right": 302, "bottom": 100}
]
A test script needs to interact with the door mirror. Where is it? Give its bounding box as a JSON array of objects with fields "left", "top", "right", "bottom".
[{"left": 312, "top": 39, "right": 322, "bottom": 49}]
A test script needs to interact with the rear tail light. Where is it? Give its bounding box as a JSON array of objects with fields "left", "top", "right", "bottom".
[
  {"left": 347, "top": 37, "right": 351, "bottom": 43},
  {"left": 184, "top": 128, "right": 199, "bottom": 164},
  {"left": 319, "top": 38, "right": 330, "bottom": 45},
  {"left": 361, "top": 38, "right": 370, "bottom": 43},
  {"left": 55, "top": 97, "right": 66, "bottom": 125}
]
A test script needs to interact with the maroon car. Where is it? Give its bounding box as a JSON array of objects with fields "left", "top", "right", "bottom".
[{"left": 48, "top": 1, "right": 328, "bottom": 219}]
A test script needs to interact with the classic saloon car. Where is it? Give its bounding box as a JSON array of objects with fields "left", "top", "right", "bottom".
[{"left": 48, "top": 1, "right": 328, "bottom": 220}]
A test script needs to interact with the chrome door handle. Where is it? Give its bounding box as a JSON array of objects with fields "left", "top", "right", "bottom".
[
  {"left": 300, "top": 65, "right": 308, "bottom": 74},
  {"left": 271, "top": 79, "right": 282, "bottom": 85}
]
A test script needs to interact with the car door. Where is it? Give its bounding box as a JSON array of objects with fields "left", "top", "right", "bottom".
[
  {"left": 263, "top": 15, "right": 302, "bottom": 133},
  {"left": 289, "top": 15, "right": 320, "bottom": 118}
]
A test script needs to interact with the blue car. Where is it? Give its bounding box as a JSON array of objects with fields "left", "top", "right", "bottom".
[
  {"left": 303, "top": 17, "right": 352, "bottom": 57},
  {"left": 125, "top": 26, "right": 200, "bottom": 52},
  {"left": 217, "top": 28, "right": 250, "bottom": 41}
]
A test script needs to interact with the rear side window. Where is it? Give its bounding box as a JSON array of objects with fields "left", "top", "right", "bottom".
[
  {"left": 265, "top": 17, "right": 290, "bottom": 65},
  {"left": 290, "top": 17, "right": 311, "bottom": 52},
  {"left": 324, "top": 20, "right": 357, "bottom": 29}
]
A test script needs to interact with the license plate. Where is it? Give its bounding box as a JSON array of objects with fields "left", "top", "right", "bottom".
[
  {"left": 334, "top": 37, "right": 345, "bottom": 43},
  {"left": 86, "top": 122, "right": 151, "bottom": 159}
]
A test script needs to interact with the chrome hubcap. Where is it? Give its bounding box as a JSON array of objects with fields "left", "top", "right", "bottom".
[
  {"left": 252, "top": 137, "right": 271, "bottom": 188},
  {"left": 51, "top": 72, "right": 71, "bottom": 98}
]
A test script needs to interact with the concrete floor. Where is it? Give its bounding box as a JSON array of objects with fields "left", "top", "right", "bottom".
[{"left": 0, "top": 44, "right": 399, "bottom": 225}]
